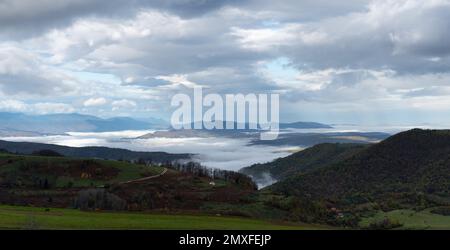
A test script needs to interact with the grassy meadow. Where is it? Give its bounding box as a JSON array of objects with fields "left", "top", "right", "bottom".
[{"left": 0, "top": 205, "right": 328, "bottom": 230}]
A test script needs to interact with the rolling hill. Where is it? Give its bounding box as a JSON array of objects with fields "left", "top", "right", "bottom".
[
  {"left": 0, "top": 151, "right": 326, "bottom": 230},
  {"left": 264, "top": 129, "right": 450, "bottom": 226},
  {"left": 1, "top": 129, "right": 450, "bottom": 229},
  {"left": 240, "top": 143, "right": 368, "bottom": 185},
  {"left": 0, "top": 140, "right": 190, "bottom": 163},
  {"left": 269, "top": 129, "right": 450, "bottom": 201},
  {"left": 0, "top": 152, "right": 255, "bottom": 212}
]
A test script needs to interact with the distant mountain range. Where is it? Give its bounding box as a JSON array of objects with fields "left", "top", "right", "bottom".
[
  {"left": 186, "top": 121, "right": 333, "bottom": 130},
  {"left": 138, "top": 129, "right": 390, "bottom": 147},
  {"left": 0, "top": 112, "right": 167, "bottom": 135},
  {"left": 0, "top": 112, "right": 335, "bottom": 137},
  {"left": 280, "top": 121, "right": 332, "bottom": 129},
  {"left": 249, "top": 131, "right": 389, "bottom": 147},
  {"left": 0, "top": 140, "right": 190, "bottom": 163},
  {"left": 0, "top": 127, "right": 52, "bottom": 137}
]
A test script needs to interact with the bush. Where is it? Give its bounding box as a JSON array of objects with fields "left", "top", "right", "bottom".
[
  {"left": 430, "top": 207, "right": 450, "bottom": 216},
  {"left": 74, "top": 189, "right": 127, "bottom": 210},
  {"left": 32, "top": 150, "right": 63, "bottom": 157},
  {"left": 0, "top": 148, "right": 11, "bottom": 154},
  {"left": 367, "top": 218, "right": 403, "bottom": 230}
]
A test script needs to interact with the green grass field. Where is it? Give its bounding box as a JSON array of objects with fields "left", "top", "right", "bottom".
[
  {"left": 360, "top": 209, "right": 450, "bottom": 230},
  {"left": 0, "top": 205, "right": 329, "bottom": 230}
]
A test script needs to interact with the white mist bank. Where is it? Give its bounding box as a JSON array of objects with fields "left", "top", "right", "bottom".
[
  {"left": 0, "top": 130, "right": 298, "bottom": 171},
  {"left": 1, "top": 124, "right": 445, "bottom": 172}
]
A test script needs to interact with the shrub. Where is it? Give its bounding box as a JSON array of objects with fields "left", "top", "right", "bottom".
[
  {"left": 32, "top": 150, "right": 63, "bottom": 157},
  {"left": 367, "top": 218, "right": 403, "bottom": 230},
  {"left": 430, "top": 207, "right": 450, "bottom": 216},
  {"left": 74, "top": 189, "right": 127, "bottom": 210}
]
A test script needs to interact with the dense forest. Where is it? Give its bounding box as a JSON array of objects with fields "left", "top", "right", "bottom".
[
  {"left": 240, "top": 143, "right": 368, "bottom": 183},
  {"left": 263, "top": 129, "right": 450, "bottom": 226},
  {"left": 0, "top": 140, "right": 190, "bottom": 163}
]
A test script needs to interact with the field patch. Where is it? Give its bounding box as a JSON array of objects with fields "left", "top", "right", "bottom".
[
  {"left": 360, "top": 209, "right": 450, "bottom": 230},
  {"left": 0, "top": 205, "right": 324, "bottom": 230}
]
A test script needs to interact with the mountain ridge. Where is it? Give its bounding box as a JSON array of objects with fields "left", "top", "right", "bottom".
[
  {"left": 0, "top": 112, "right": 167, "bottom": 134},
  {"left": 268, "top": 129, "right": 450, "bottom": 207},
  {"left": 0, "top": 139, "right": 190, "bottom": 163}
]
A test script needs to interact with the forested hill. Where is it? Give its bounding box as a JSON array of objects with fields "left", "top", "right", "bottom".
[
  {"left": 268, "top": 129, "right": 450, "bottom": 208},
  {"left": 240, "top": 143, "right": 367, "bottom": 184},
  {"left": 0, "top": 140, "right": 190, "bottom": 163}
]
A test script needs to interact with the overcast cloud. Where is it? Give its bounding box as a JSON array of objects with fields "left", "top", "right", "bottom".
[{"left": 0, "top": 0, "right": 450, "bottom": 125}]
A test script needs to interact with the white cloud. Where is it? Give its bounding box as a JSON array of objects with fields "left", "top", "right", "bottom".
[
  {"left": 33, "top": 102, "right": 75, "bottom": 114},
  {"left": 0, "top": 44, "right": 78, "bottom": 96},
  {"left": 155, "top": 74, "right": 202, "bottom": 88},
  {"left": 231, "top": 24, "right": 329, "bottom": 51},
  {"left": 0, "top": 99, "right": 74, "bottom": 114},
  {"left": 0, "top": 99, "right": 28, "bottom": 112},
  {"left": 112, "top": 99, "right": 137, "bottom": 111},
  {"left": 83, "top": 97, "right": 107, "bottom": 107}
]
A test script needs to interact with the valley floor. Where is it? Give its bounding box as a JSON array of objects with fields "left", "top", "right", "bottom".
[{"left": 0, "top": 205, "right": 328, "bottom": 230}]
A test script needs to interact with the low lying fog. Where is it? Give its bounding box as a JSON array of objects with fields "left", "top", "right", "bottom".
[
  {"left": 0, "top": 130, "right": 299, "bottom": 171},
  {"left": 1, "top": 124, "right": 441, "bottom": 172}
]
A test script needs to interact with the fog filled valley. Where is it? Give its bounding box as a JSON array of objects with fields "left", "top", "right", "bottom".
[
  {"left": 0, "top": 114, "right": 421, "bottom": 173},
  {"left": 1, "top": 118, "right": 448, "bottom": 187},
  {"left": 1, "top": 114, "right": 450, "bottom": 230}
]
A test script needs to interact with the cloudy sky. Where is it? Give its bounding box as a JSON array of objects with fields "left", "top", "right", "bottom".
[{"left": 1, "top": 0, "right": 450, "bottom": 125}]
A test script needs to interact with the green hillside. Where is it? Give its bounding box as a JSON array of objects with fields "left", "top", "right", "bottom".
[
  {"left": 0, "top": 152, "right": 324, "bottom": 230},
  {"left": 265, "top": 129, "right": 450, "bottom": 227},
  {"left": 0, "top": 152, "right": 256, "bottom": 213},
  {"left": 240, "top": 143, "right": 367, "bottom": 183},
  {"left": 0, "top": 153, "right": 164, "bottom": 189},
  {"left": 0, "top": 140, "right": 190, "bottom": 163}
]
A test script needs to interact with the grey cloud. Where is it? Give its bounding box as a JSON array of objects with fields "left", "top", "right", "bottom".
[
  {"left": 0, "top": 73, "right": 71, "bottom": 95},
  {"left": 1, "top": 0, "right": 450, "bottom": 124},
  {"left": 402, "top": 86, "right": 450, "bottom": 98},
  {"left": 0, "top": 46, "right": 77, "bottom": 96},
  {"left": 146, "top": 0, "right": 243, "bottom": 18},
  {"left": 239, "top": 0, "right": 371, "bottom": 22},
  {"left": 278, "top": 1, "right": 450, "bottom": 75},
  {"left": 0, "top": 0, "right": 241, "bottom": 39},
  {"left": 328, "top": 71, "right": 376, "bottom": 88},
  {"left": 184, "top": 68, "right": 280, "bottom": 96}
]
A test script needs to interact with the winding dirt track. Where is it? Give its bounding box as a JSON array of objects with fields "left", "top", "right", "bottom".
[{"left": 119, "top": 167, "right": 168, "bottom": 185}]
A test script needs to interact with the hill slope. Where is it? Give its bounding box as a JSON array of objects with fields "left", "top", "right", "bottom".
[
  {"left": 0, "top": 153, "right": 256, "bottom": 211},
  {"left": 240, "top": 143, "right": 367, "bottom": 186},
  {"left": 268, "top": 129, "right": 450, "bottom": 209},
  {"left": 0, "top": 140, "right": 190, "bottom": 163}
]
